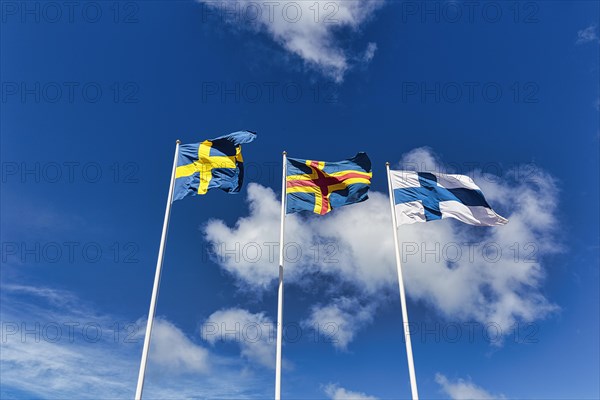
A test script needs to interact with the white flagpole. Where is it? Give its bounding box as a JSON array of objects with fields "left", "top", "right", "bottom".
[
  {"left": 275, "top": 151, "right": 287, "bottom": 400},
  {"left": 135, "top": 140, "right": 180, "bottom": 400},
  {"left": 386, "top": 163, "right": 419, "bottom": 400}
]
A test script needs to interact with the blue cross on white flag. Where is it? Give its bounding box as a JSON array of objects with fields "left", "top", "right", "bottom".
[{"left": 390, "top": 170, "right": 508, "bottom": 226}]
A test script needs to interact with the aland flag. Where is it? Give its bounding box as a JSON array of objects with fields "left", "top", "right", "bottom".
[
  {"left": 173, "top": 130, "right": 257, "bottom": 201},
  {"left": 390, "top": 170, "right": 508, "bottom": 226},
  {"left": 286, "top": 153, "right": 372, "bottom": 215}
]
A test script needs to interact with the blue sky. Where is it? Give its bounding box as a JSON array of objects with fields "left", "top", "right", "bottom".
[{"left": 1, "top": 1, "right": 599, "bottom": 399}]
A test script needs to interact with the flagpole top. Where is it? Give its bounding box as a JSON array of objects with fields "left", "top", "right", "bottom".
[
  {"left": 386, "top": 162, "right": 390, "bottom": 166},
  {"left": 176, "top": 139, "right": 181, "bottom": 144},
  {"left": 283, "top": 151, "right": 287, "bottom": 155}
]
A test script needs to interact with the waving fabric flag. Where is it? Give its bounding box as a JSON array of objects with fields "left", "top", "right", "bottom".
[
  {"left": 390, "top": 170, "right": 507, "bottom": 226},
  {"left": 286, "top": 153, "right": 372, "bottom": 215},
  {"left": 173, "top": 130, "right": 257, "bottom": 201}
]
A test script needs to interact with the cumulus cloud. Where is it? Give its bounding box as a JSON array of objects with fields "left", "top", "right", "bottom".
[
  {"left": 204, "top": 183, "right": 314, "bottom": 290},
  {"left": 204, "top": 183, "right": 397, "bottom": 294},
  {"left": 324, "top": 383, "right": 378, "bottom": 400},
  {"left": 197, "top": 0, "right": 384, "bottom": 82},
  {"left": 204, "top": 148, "right": 561, "bottom": 348},
  {"left": 147, "top": 319, "right": 211, "bottom": 374},
  {"left": 576, "top": 25, "right": 599, "bottom": 44},
  {"left": 435, "top": 373, "right": 504, "bottom": 400},
  {"left": 304, "top": 297, "right": 375, "bottom": 350},
  {"left": 203, "top": 307, "right": 276, "bottom": 369}
]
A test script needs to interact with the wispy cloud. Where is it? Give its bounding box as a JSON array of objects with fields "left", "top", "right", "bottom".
[
  {"left": 197, "top": 0, "right": 385, "bottom": 82},
  {"left": 1, "top": 284, "right": 139, "bottom": 398},
  {"left": 1, "top": 283, "right": 80, "bottom": 308},
  {"left": 436, "top": 373, "right": 505, "bottom": 400},
  {"left": 362, "top": 42, "right": 378, "bottom": 63},
  {"left": 576, "top": 24, "right": 599, "bottom": 44},
  {"left": 324, "top": 383, "right": 378, "bottom": 400},
  {"left": 0, "top": 283, "right": 269, "bottom": 398},
  {"left": 204, "top": 147, "right": 561, "bottom": 348}
]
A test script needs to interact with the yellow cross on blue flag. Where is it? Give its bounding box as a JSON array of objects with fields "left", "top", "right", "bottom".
[{"left": 173, "top": 130, "right": 257, "bottom": 201}]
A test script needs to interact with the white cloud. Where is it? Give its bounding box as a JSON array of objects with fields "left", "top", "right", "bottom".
[
  {"left": 204, "top": 148, "right": 561, "bottom": 347},
  {"left": 362, "top": 42, "right": 378, "bottom": 63},
  {"left": 0, "top": 283, "right": 80, "bottom": 308},
  {"left": 204, "top": 183, "right": 315, "bottom": 291},
  {"left": 576, "top": 25, "right": 599, "bottom": 44},
  {"left": 435, "top": 373, "right": 504, "bottom": 400},
  {"left": 304, "top": 298, "right": 374, "bottom": 350},
  {"left": 0, "top": 284, "right": 136, "bottom": 398},
  {"left": 0, "top": 283, "right": 267, "bottom": 398},
  {"left": 0, "top": 326, "right": 132, "bottom": 398},
  {"left": 324, "top": 383, "right": 378, "bottom": 400},
  {"left": 203, "top": 307, "right": 276, "bottom": 369},
  {"left": 197, "top": 0, "right": 384, "bottom": 82},
  {"left": 147, "top": 319, "right": 211, "bottom": 374}
]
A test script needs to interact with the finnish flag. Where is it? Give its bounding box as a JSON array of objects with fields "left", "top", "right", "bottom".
[{"left": 390, "top": 170, "right": 508, "bottom": 226}]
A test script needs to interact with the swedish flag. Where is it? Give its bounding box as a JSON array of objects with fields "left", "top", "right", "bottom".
[{"left": 173, "top": 131, "right": 257, "bottom": 201}]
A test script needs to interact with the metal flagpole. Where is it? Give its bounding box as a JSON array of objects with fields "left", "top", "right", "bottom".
[
  {"left": 135, "top": 140, "right": 180, "bottom": 400},
  {"left": 275, "top": 151, "right": 287, "bottom": 400},
  {"left": 386, "top": 162, "right": 419, "bottom": 400}
]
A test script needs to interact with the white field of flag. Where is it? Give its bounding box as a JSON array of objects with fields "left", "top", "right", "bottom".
[{"left": 389, "top": 170, "right": 508, "bottom": 226}]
